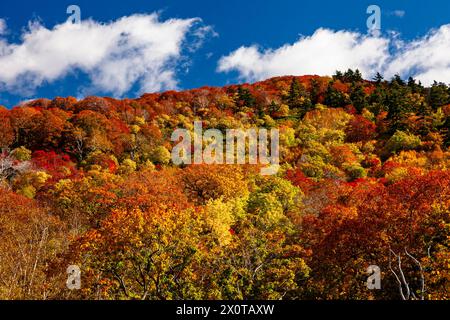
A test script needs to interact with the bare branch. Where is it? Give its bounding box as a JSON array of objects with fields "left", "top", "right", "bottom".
[
  {"left": 405, "top": 248, "right": 425, "bottom": 300},
  {"left": 389, "top": 248, "right": 406, "bottom": 300},
  {"left": 397, "top": 252, "right": 410, "bottom": 300}
]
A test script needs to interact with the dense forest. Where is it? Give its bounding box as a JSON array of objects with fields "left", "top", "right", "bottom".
[{"left": 0, "top": 69, "right": 449, "bottom": 300}]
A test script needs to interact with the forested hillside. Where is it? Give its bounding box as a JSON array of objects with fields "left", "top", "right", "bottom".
[{"left": 0, "top": 69, "right": 449, "bottom": 300}]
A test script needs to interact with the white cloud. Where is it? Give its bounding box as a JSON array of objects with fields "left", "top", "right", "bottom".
[
  {"left": 218, "top": 25, "right": 450, "bottom": 86},
  {"left": 385, "top": 24, "right": 450, "bottom": 85},
  {"left": 0, "top": 13, "right": 213, "bottom": 96},
  {"left": 391, "top": 10, "right": 406, "bottom": 18},
  {"left": 218, "top": 28, "right": 390, "bottom": 82}
]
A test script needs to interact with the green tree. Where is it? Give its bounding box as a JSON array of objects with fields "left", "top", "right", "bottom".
[
  {"left": 350, "top": 83, "right": 368, "bottom": 113},
  {"left": 309, "top": 78, "right": 321, "bottom": 105},
  {"left": 386, "top": 81, "right": 413, "bottom": 131},
  {"left": 287, "top": 78, "right": 312, "bottom": 115},
  {"left": 373, "top": 72, "right": 384, "bottom": 84},
  {"left": 236, "top": 86, "right": 255, "bottom": 109},
  {"left": 324, "top": 81, "right": 349, "bottom": 108},
  {"left": 343, "top": 68, "right": 363, "bottom": 83},
  {"left": 428, "top": 81, "right": 450, "bottom": 110}
]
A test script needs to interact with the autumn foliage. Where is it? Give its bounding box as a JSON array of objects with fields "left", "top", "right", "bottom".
[{"left": 0, "top": 70, "right": 450, "bottom": 300}]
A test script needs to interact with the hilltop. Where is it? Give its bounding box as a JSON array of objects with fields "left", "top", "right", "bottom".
[{"left": 0, "top": 69, "right": 449, "bottom": 300}]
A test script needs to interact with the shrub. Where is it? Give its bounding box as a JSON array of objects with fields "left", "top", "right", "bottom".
[{"left": 385, "top": 131, "right": 421, "bottom": 154}]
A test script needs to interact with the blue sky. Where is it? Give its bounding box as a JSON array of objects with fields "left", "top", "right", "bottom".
[{"left": 1, "top": 0, "right": 450, "bottom": 107}]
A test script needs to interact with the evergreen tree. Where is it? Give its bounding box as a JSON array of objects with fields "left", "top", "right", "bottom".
[
  {"left": 368, "top": 85, "right": 387, "bottom": 115},
  {"left": 333, "top": 70, "right": 343, "bottom": 81},
  {"left": 268, "top": 100, "right": 278, "bottom": 115},
  {"left": 309, "top": 79, "right": 321, "bottom": 105},
  {"left": 324, "top": 81, "right": 349, "bottom": 108},
  {"left": 236, "top": 86, "right": 255, "bottom": 109},
  {"left": 391, "top": 74, "right": 406, "bottom": 86},
  {"left": 354, "top": 69, "right": 363, "bottom": 82},
  {"left": 350, "top": 83, "right": 368, "bottom": 113},
  {"left": 373, "top": 72, "right": 384, "bottom": 84},
  {"left": 288, "top": 78, "right": 301, "bottom": 106},
  {"left": 407, "top": 76, "right": 416, "bottom": 90},
  {"left": 428, "top": 81, "right": 450, "bottom": 109},
  {"left": 343, "top": 69, "right": 363, "bottom": 83},
  {"left": 287, "top": 78, "right": 312, "bottom": 115},
  {"left": 386, "top": 81, "right": 413, "bottom": 132},
  {"left": 407, "top": 76, "right": 425, "bottom": 94}
]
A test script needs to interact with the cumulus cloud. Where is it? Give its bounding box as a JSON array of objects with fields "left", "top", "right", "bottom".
[
  {"left": 0, "top": 13, "right": 213, "bottom": 96},
  {"left": 218, "top": 29, "right": 389, "bottom": 82},
  {"left": 218, "top": 24, "right": 450, "bottom": 86},
  {"left": 386, "top": 24, "right": 450, "bottom": 85}
]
